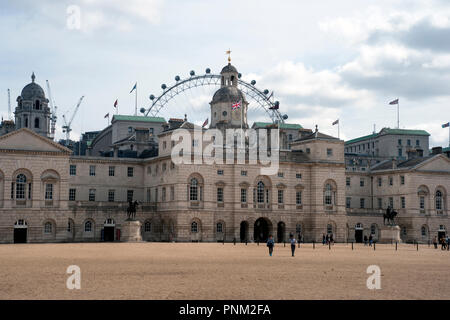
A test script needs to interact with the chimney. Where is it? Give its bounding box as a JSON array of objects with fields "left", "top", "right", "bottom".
[
  {"left": 407, "top": 148, "right": 419, "bottom": 160},
  {"left": 392, "top": 158, "right": 397, "bottom": 169},
  {"left": 135, "top": 128, "right": 149, "bottom": 143},
  {"left": 432, "top": 147, "right": 443, "bottom": 155}
]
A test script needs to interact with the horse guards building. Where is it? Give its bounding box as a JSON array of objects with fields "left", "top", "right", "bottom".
[{"left": 0, "top": 62, "right": 449, "bottom": 244}]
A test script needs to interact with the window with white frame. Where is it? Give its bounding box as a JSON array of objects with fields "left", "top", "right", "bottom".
[
  {"left": 296, "top": 191, "right": 302, "bottom": 205},
  {"left": 69, "top": 165, "right": 77, "bottom": 176},
  {"left": 89, "top": 189, "right": 96, "bottom": 201},
  {"left": 127, "top": 167, "right": 134, "bottom": 177},
  {"left": 84, "top": 221, "right": 92, "bottom": 232},
  {"left": 44, "top": 222, "right": 52, "bottom": 234},
  {"left": 420, "top": 196, "right": 425, "bottom": 210},
  {"left": 277, "top": 189, "right": 284, "bottom": 204},
  {"left": 324, "top": 184, "right": 333, "bottom": 205},
  {"left": 15, "top": 174, "right": 27, "bottom": 199},
  {"left": 257, "top": 181, "right": 265, "bottom": 203},
  {"left": 421, "top": 226, "right": 427, "bottom": 237},
  {"left": 401, "top": 197, "right": 405, "bottom": 209},
  {"left": 127, "top": 190, "right": 134, "bottom": 202},
  {"left": 108, "top": 190, "right": 115, "bottom": 202},
  {"left": 145, "top": 222, "right": 151, "bottom": 232},
  {"left": 371, "top": 224, "right": 376, "bottom": 235},
  {"left": 45, "top": 183, "right": 53, "bottom": 200},
  {"left": 216, "top": 222, "right": 223, "bottom": 233},
  {"left": 241, "top": 188, "right": 247, "bottom": 203},
  {"left": 360, "top": 198, "right": 365, "bottom": 209},
  {"left": 346, "top": 197, "right": 351, "bottom": 208},
  {"left": 170, "top": 186, "right": 175, "bottom": 201},
  {"left": 69, "top": 188, "right": 76, "bottom": 201},
  {"left": 217, "top": 187, "right": 224, "bottom": 203},
  {"left": 327, "top": 224, "right": 333, "bottom": 234},
  {"left": 89, "top": 165, "right": 96, "bottom": 176},
  {"left": 346, "top": 177, "right": 351, "bottom": 186},
  {"left": 190, "top": 178, "right": 198, "bottom": 201},
  {"left": 241, "top": 170, "right": 247, "bottom": 176},
  {"left": 109, "top": 166, "right": 115, "bottom": 177},
  {"left": 436, "top": 190, "right": 443, "bottom": 210},
  {"left": 191, "top": 221, "right": 198, "bottom": 233}
]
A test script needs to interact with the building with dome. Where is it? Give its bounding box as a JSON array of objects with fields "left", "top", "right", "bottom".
[
  {"left": 0, "top": 61, "right": 449, "bottom": 244},
  {"left": 14, "top": 73, "right": 52, "bottom": 139}
]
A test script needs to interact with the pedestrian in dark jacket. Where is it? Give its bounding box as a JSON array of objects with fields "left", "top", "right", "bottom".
[
  {"left": 290, "top": 234, "right": 297, "bottom": 257},
  {"left": 322, "top": 234, "right": 326, "bottom": 245},
  {"left": 433, "top": 236, "right": 438, "bottom": 249},
  {"left": 369, "top": 234, "right": 373, "bottom": 247},
  {"left": 267, "top": 235, "right": 275, "bottom": 256}
]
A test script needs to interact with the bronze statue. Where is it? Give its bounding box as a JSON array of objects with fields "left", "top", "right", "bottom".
[
  {"left": 126, "top": 200, "right": 140, "bottom": 220},
  {"left": 383, "top": 206, "right": 397, "bottom": 225}
]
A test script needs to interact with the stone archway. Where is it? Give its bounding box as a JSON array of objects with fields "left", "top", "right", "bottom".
[
  {"left": 240, "top": 221, "right": 249, "bottom": 242},
  {"left": 277, "top": 221, "right": 286, "bottom": 243},
  {"left": 254, "top": 218, "right": 272, "bottom": 242}
]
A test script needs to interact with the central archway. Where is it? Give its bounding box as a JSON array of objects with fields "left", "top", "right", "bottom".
[
  {"left": 240, "top": 221, "right": 249, "bottom": 242},
  {"left": 254, "top": 218, "right": 272, "bottom": 242},
  {"left": 277, "top": 221, "right": 286, "bottom": 243}
]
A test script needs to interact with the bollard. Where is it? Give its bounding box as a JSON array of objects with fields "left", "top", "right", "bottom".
[
  {"left": 257, "top": 241, "right": 259, "bottom": 246},
  {"left": 298, "top": 242, "right": 300, "bottom": 249},
  {"left": 245, "top": 240, "right": 247, "bottom": 246},
  {"left": 374, "top": 243, "right": 376, "bottom": 251},
  {"left": 417, "top": 242, "right": 419, "bottom": 251},
  {"left": 428, "top": 240, "right": 430, "bottom": 247},
  {"left": 284, "top": 241, "right": 286, "bottom": 247},
  {"left": 329, "top": 241, "right": 331, "bottom": 250},
  {"left": 352, "top": 242, "right": 353, "bottom": 250},
  {"left": 396, "top": 242, "right": 398, "bottom": 251},
  {"left": 223, "top": 239, "right": 225, "bottom": 245},
  {"left": 233, "top": 238, "right": 236, "bottom": 246},
  {"left": 313, "top": 241, "right": 315, "bottom": 249}
]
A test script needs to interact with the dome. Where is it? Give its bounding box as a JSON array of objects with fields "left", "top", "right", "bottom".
[
  {"left": 211, "top": 86, "right": 246, "bottom": 104},
  {"left": 221, "top": 63, "right": 238, "bottom": 74},
  {"left": 20, "top": 73, "right": 45, "bottom": 100}
]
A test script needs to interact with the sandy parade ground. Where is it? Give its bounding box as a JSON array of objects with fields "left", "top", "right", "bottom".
[{"left": 0, "top": 242, "right": 449, "bottom": 300}]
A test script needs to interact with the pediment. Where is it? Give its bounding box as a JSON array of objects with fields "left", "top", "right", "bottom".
[
  {"left": 0, "top": 129, "right": 71, "bottom": 154},
  {"left": 416, "top": 155, "right": 450, "bottom": 173}
]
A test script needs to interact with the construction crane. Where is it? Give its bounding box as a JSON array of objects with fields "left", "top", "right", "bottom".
[
  {"left": 62, "top": 96, "right": 84, "bottom": 142},
  {"left": 7, "top": 89, "right": 11, "bottom": 120},
  {"left": 46, "top": 80, "right": 57, "bottom": 138}
]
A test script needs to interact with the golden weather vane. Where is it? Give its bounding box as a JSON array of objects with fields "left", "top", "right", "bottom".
[{"left": 226, "top": 49, "right": 232, "bottom": 63}]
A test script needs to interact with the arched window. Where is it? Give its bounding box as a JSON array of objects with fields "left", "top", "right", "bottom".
[
  {"left": 421, "top": 226, "right": 428, "bottom": 237},
  {"left": 191, "top": 221, "right": 198, "bottom": 233},
  {"left": 44, "top": 222, "right": 52, "bottom": 234},
  {"left": 190, "top": 178, "right": 198, "bottom": 201},
  {"left": 16, "top": 174, "right": 27, "bottom": 199},
  {"left": 327, "top": 224, "right": 333, "bottom": 234},
  {"left": 370, "top": 224, "right": 377, "bottom": 235},
  {"left": 144, "top": 221, "right": 151, "bottom": 232},
  {"left": 257, "top": 181, "right": 265, "bottom": 203},
  {"left": 84, "top": 221, "right": 92, "bottom": 232},
  {"left": 216, "top": 222, "right": 223, "bottom": 233},
  {"left": 34, "top": 118, "right": 40, "bottom": 129},
  {"left": 35, "top": 100, "right": 40, "bottom": 110},
  {"left": 355, "top": 223, "right": 363, "bottom": 229},
  {"left": 324, "top": 184, "right": 333, "bottom": 205},
  {"left": 436, "top": 190, "right": 443, "bottom": 210},
  {"left": 296, "top": 224, "right": 302, "bottom": 234}
]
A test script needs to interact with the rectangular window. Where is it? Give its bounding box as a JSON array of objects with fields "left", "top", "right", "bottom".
[
  {"left": 89, "top": 189, "right": 96, "bottom": 201},
  {"left": 217, "top": 188, "right": 224, "bottom": 203},
  {"left": 89, "top": 165, "right": 96, "bottom": 176},
  {"left": 277, "top": 189, "right": 284, "bottom": 204},
  {"left": 407, "top": 139, "right": 411, "bottom": 146},
  {"left": 327, "top": 148, "right": 333, "bottom": 156},
  {"left": 306, "top": 148, "right": 310, "bottom": 154},
  {"left": 378, "top": 198, "right": 382, "bottom": 209},
  {"left": 109, "top": 166, "right": 115, "bottom": 177},
  {"left": 108, "top": 190, "right": 115, "bottom": 202},
  {"left": 127, "top": 167, "right": 134, "bottom": 177},
  {"left": 400, "top": 176, "right": 405, "bottom": 185},
  {"left": 277, "top": 172, "right": 284, "bottom": 178},
  {"left": 401, "top": 196, "right": 406, "bottom": 209},
  {"left": 378, "top": 178, "right": 382, "bottom": 187},
  {"left": 296, "top": 191, "right": 302, "bottom": 205},
  {"left": 127, "top": 190, "right": 134, "bottom": 202},
  {"left": 296, "top": 173, "right": 302, "bottom": 179},
  {"left": 398, "top": 139, "right": 402, "bottom": 145},
  {"left": 241, "top": 170, "right": 247, "bottom": 176},
  {"left": 45, "top": 184, "right": 53, "bottom": 200},
  {"left": 162, "top": 187, "right": 166, "bottom": 201},
  {"left": 170, "top": 186, "right": 175, "bottom": 201},
  {"left": 420, "top": 196, "right": 425, "bottom": 210},
  {"left": 69, "top": 188, "right": 76, "bottom": 201},
  {"left": 360, "top": 198, "right": 365, "bottom": 209},
  {"left": 360, "top": 178, "right": 364, "bottom": 187},
  {"left": 416, "top": 140, "right": 420, "bottom": 146},
  {"left": 69, "top": 165, "right": 77, "bottom": 176},
  {"left": 398, "top": 148, "right": 402, "bottom": 157},
  {"left": 389, "top": 177, "right": 393, "bottom": 186},
  {"left": 389, "top": 197, "right": 394, "bottom": 208},
  {"left": 217, "top": 170, "right": 224, "bottom": 175},
  {"left": 146, "top": 188, "right": 151, "bottom": 202},
  {"left": 346, "top": 177, "right": 351, "bottom": 186},
  {"left": 155, "top": 188, "right": 158, "bottom": 202},
  {"left": 241, "top": 188, "right": 247, "bottom": 203},
  {"left": 346, "top": 197, "right": 351, "bottom": 208}
]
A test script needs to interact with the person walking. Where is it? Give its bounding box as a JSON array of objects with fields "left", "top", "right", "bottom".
[
  {"left": 446, "top": 236, "right": 450, "bottom": 251},
  {"left": 369, "top": 234, "right": 373, "bottom": 247},
  {"left": 267, "top": 235, "right": 275, "bottom": 256},
  {"left": 433, "top": 236, "right": 438, "bottom": 249},
  {"left": 330, "top": 233, "right": 334, "bottom": 245},
  {"left": 290, "top": 234, "right": 297, "bottom": 257},
  {"left": 364, "top": 235, "right": 368, "bottom": 246},
  {"left": 322, "top": 233, "right": 326, "bottom": 245}
]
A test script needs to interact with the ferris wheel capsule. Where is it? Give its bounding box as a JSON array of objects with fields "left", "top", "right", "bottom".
[
  {"left": 190, "top": 70, "right": 195, "bottom": 76},
  {"left": 251, "top": 80, "right": 256, "bottom": 85},
  {"left": 175, "top": 75, "right": 180, "bottom": 82},
  {"left": 161, "top": 84, "right": 167, "bottom": 90},
  {"left": 149, "top": 94, "right": 155, "bottom": 100},
  {"left": 264, "top": 89, "right": 269, "bottom": 95},
  {"left": 140, "top": 108, "right": 146, "bottom": 114},
  {"left": 205, "top": 68, "right": 211, "bottom": 74},
  {"left": 238, "top": 73, "right": 242, "bottom": 79}
]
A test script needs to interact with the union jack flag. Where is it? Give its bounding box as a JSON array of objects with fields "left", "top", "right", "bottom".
[{"left": 231, "top": 100, "right": 241, "bottom": 110}]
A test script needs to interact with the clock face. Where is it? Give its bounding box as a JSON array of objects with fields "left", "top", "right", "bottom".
[{"left": 222, "top": 111, "right": 227, "bottom": 117}]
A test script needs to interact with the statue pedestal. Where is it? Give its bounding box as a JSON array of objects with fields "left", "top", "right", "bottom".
[
  {"left": 379, "top": 225, "right": 401, "bottom": 244},
  {"left": 121, "top": 220, "right": 142, "bottom": 242}
]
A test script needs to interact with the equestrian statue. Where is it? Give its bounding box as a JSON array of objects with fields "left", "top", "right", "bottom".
[{"left": 383, "top": 206, "right": 398, "bottom": 226}]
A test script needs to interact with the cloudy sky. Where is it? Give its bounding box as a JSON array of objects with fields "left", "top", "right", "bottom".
[{"left": 1, "top": 0, "right": 450, "bottom": 146}]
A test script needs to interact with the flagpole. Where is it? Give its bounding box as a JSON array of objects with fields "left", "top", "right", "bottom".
[
  {"left": 135, "top": 82, "right": 138, "bottom": 116},
  {"left": 338, "top": 119, "right": 340, "bottom": 140},
  {"left": 397, "top": 99, "right": 400, "bottom": 129}
]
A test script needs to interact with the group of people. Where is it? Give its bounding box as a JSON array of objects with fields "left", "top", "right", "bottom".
[
  {"left": 363, "top": 235, "right": 374, "bottom": 246},
  {"left": 322, "top": 233, "right": 334, "bottom": 245},
  {"left": 266, "top": 233, "right": 299, "bottom": 257},
  {"left": 433, "top": 236, "right": 450, "bottom": 250}
]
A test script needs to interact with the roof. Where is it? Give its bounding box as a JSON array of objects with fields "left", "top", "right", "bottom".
[
  {"left": 112, "top": 115, "right": 166, "bottom": 123},
  {"left": 345, "top": 133, "right": 377, "bottom": 145},
  {"left": 294, "top": 130, "right": 339, "bottom": 142},
  {"left": 371, "top": 156, "right": 434, "bottom": 171},
  {"left": 345, "top": 128, "right": 430, "bottom": 145},
  {"left": 379, "top": 128, "right": 430, "bottom": 136},
  {"left": 21, "top": 73, "right": 46, "bottom": 100},
  {"left": 221, "top": 63, "right": 238, "bottom": 74},
  {"left": 211, "top": 86, "right": 246, "bottom": 104},
  {"left": 252, "top": 122, "right": 303, "bottom": 130}
]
